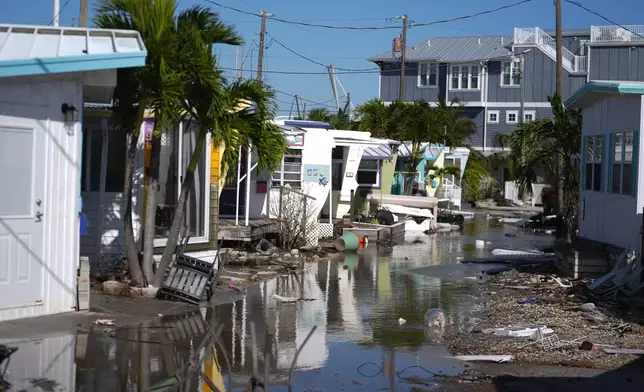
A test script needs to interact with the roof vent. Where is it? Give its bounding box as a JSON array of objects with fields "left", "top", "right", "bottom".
[{"left": 427, "top": 39, "right": 431, "bottom": 46}]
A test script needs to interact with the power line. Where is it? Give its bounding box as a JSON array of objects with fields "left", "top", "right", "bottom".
[
  {"left": 273, "top": 89, "right": 339, "bottom": 109},
  {"left": 206, "top": 0, "right": 533, "bottom": 30},
  {"left": 218, "top": 53, "right": 518, "bottom": 75},
  {"left": 564, "top": 0, "right": 644, "bottom": 41},
  {"left": 268, "top": 35, "right": 378, "bottom": 72},
  {"left": 49, "top": 0, "right": 71, "bottom": 26}
]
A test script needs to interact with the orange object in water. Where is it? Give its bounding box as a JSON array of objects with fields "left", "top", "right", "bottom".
[{"left": 359, "top": 236, "right": 369, "bottom": 248}]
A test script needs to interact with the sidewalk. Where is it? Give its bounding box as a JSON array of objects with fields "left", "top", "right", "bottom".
[{"left": 0, "top": 287, "right": 245, "bottom": 341}]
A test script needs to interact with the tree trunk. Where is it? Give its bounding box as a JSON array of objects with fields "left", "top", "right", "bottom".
[
  {"left": 152, "top": 130, "right": 208, "bottom": 287},
  {"left": 142, "top": 136, "right": 161, "bottom": 284},
  {"left": 124, "top": 130, "right": 145, "bottom": 287}
]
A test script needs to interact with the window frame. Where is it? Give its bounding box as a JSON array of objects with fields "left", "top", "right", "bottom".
[
  {"left": 500, "top": 60, "right": 521, "bottom": 87},
  {"left": 357, "top": 159, "right": 381, "bottom": 188},
  {"left": 487, "top": 110, "right": 500, "bottom": 124},
  {"left": 609, "top": 131, "right": 637, "bottom": 196},
  {"left": 523, "top": 110, "right": 536, "bottom": 123},
  {"left": 272, "top": 148, "right": 303, "bottom": 189},
  {"left": 418, "top": 62, "right": 439, "bottom": 88},
  {"left": 506, "top": 110, "right": 519, "bottom": 124},
  {"left": 449, "top": 64, "right": 481, "bottom": 90},
  {"left": 583, "top": 135, "right": 604, "bottom": 192}
]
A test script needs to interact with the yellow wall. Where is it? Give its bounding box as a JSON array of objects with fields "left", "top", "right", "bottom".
[
  {"left": 211, "top": 141, "right": 228, "bottom": 196},
  {"left": 425, "top": 150, "right": 445, "bottom": 198}
]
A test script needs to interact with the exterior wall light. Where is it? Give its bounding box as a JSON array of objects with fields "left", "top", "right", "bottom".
[{"left": 61, "top": 103, "right": 79, "bottom": 123}]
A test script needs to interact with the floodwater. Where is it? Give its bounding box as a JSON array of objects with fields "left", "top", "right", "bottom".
[{"left": 2, "top": 216, "right": 554, "bottom": 391}]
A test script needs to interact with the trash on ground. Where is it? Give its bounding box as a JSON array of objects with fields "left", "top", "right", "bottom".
[
  {"left": 482, "top": 325, "right": 553, "bottom": 338},
  {"left": 453, "top": 355, "right": 513, "bottom": 363},
  {"left": 601, "top": 347, "right": 644, "bottom": 355},
  {"left": 229, "top": 283, "right": 244, "bottom": 292},
  {"left": 518, "top": 299, "right": 543, "bottom": 305},
  {"left": 504, "top": 232, "right": 517, "bottom": 237},
  {"left": 579, "top": 341, "right": 600, "bottom": 351},
  {"left": 95, "top": 319, "right": 116, "bottom": 326},
  {"left": 273, "top": 294, "right": 298, "bottom": 303},
  {"left": 399, "top": 318, "right": 407, "bottom": 325},
  {"left": 580, "top": 303, "right": 596, "bottom": 312}
]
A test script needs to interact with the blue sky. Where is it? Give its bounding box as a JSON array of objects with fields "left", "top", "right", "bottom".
[{"left": 4, "top": 0, "right": 644, "bottom": 115}]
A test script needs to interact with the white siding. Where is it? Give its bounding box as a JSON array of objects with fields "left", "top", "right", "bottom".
[
  {"left": 0, "top": 76, "right": 82, "bottom": 320},
  {"left": 579, "top": 95, "right": 644, "bottom": 251}
]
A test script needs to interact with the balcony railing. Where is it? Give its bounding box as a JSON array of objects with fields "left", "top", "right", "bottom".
[
  {"left": 590, "top": 25, "right": 644, "bottom": 43},
  {"left": 514, "top": 27, "right": 587, "bottom": 73}
]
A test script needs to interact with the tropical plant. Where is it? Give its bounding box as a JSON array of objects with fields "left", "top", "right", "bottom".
[
  {"left": 426, "top": 164, "right": 461, "bottom": 188},
  {"left": 151, "top": 7, "right": 287, "bottom": 286},
  {"left": 306, "top": 107, "right": 330, "bottom": 122},
  {"left": 461, "top": 148, "right": 496, "bottom": 202},
  {"left": 354, "top": 99, "right": 406, "bottom": 139},
  {"left": 397, "top": 99, "right": 476, "bottom": 193},
  {"left": 95, "top": 0, "right": 183, "bottom": 286},
  {"left": 493, "top": 94, "right": 582, "bottom": 241}
]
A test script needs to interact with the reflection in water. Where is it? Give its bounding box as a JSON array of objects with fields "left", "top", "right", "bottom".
[{"left": 0, "top": 216, "right": 551, "bottom": 391}]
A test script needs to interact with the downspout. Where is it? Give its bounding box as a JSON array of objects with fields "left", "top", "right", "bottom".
[
  {"left": 482, "top": 62, "right": 489, "bottom": 152},
  {"left": 445, "top": 64, "right": 449, "bottom": 103},
  {"left": 377, "top": 63, "right": 382, "bottom": 100},
  {"left": 586, "top": 45, "right": 591, "bottom": 83},
  {"left": 95, "top": 119, "right": 109, "bottom": 257},
  {"left": 235, "top": 145, "right": 242, "bottom": 225}
]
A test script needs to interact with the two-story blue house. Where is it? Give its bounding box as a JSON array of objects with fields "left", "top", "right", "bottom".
[{"left": 368, "top": 25, "right": 644, "bottom": 151}]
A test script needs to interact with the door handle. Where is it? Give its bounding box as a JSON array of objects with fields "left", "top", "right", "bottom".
[{"left": 35, "top": 212, "right": 43, "bottom": 222}]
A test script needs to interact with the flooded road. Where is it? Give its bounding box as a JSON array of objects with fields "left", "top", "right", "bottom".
[{"left": 2, "top": 216, "right": 553, "bottom": 391}]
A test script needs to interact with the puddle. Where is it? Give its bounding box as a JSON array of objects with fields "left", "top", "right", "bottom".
[{"left": 0, "top": 216, "right": 552, "bottom": 391}]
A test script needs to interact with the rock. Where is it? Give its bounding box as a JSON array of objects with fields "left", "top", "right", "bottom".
[
  {"left": 103, "top": 280, "right": 125, "bottom": 296},
  {"left": 580, "top": 303, "right": 596, "bottom": 312},
  {"left": 276, "top": 257, "right": 283, "bottom": 262},
  {"left": 283, "top": 253, "right": 292, "bottom": 259},
  {"left": 290, "top": 249, "right": 299, "bottom": 256},
  {"left": 584, "top": 313, "right": 604, "bottom": 323}
]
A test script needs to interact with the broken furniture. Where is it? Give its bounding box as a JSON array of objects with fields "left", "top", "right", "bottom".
[{"left": 155, "top": 230, "right": 223, "bottom": 305}]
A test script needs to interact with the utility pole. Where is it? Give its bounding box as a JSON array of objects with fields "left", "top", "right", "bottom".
[
  {"left": 346, "top": 92, "right": 351, "bottom": 120},
  {"left": 256, "top": 11, "right": 274, "bottom": 84},
  {"left": 53, "top": 0, "right": 60, "bottom": 27},
  {"left": 79, "top": 0, "right": 89, "bottom": 27},
  {"left": 555, "top": 0, "right": 563, "bottom": 97},
  {"left": 555, "top": 0, "right": 565, "bottom": 239},
  {"left": 396, "top": 15, "right": 408, "bottom": 100},
  {"left": 295, "top": 95, "right": 301, "bottom": 118}
]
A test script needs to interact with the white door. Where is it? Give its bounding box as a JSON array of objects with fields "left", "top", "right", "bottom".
[{"left": 0, "top": 103, "right": 46, "bottom": 309}]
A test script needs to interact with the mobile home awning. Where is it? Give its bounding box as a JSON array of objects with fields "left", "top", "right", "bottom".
[
  {"left": 0, "top": 24, "right": 147, "bottom": 78},
  {"left": 362, "top": 144, "right": 393, "bottom": 160}
]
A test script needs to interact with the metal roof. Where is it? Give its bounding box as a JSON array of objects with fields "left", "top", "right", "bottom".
[
  {"left": 362, "top": 144, "right": 393, "bottom": 161},
  {"left": 367, "top": 36, "right": 513, "bottom": 63},
  {"left": 397, "top": 142, "right": 445, "bottom": 159},
  {"left": 84, "top": 102, "right": 113, "bottom": 111},
  {"left": 0, "top": 24, "right": 147, "bottom": 78}
]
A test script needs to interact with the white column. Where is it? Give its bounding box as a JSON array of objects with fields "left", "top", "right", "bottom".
[
  {"left": 235, "top": 146, "right": 242, "bottom": 225},
  {"left": 245, "top": 140, "right": 252, "bottom": 226},
  {"left": 53, "top": 0, "right": 60, "bottom": 27}
]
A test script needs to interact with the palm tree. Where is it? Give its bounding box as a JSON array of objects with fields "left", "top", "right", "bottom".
[
  {"left": 426, "top": 164, "right": 461, "bottom": 188},
  {"left": 354, "top": 99, "right": 406, "bottom": 139},
  {"left": 306, "top": 107, "right": 330, "bottom": 122},
  {"left": 151, "top": 8, "right": 287, "bottom": 286},
  {"left": 493, "top": 94, "right": 582, "bottom": 241},
  {"left": 461, "top": 148, "right": 496, "bottom": 202},
  {"left": 95, "top": 0, "right": 183, "bottom": 286}
]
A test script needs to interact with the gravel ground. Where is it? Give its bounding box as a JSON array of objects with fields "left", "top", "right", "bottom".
[{"left": 446, "top": 269, "right": 644, "bottom": 370}]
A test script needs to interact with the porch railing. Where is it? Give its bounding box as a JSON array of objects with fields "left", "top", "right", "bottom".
[{"left": 590, "top": 25, "right": 644, "bottom": 43}]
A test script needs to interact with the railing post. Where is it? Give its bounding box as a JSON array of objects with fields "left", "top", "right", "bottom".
[
  {"left": 301, "top": 196, "right": 307, "bottom": 246},
  {"left": 349, "top": 189, "right": 355, "bottom": 223}
]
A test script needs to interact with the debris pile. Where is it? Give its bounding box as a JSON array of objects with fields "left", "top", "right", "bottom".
[{"left": 447, "top": 268, "right": 644, "bottom": 370}]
